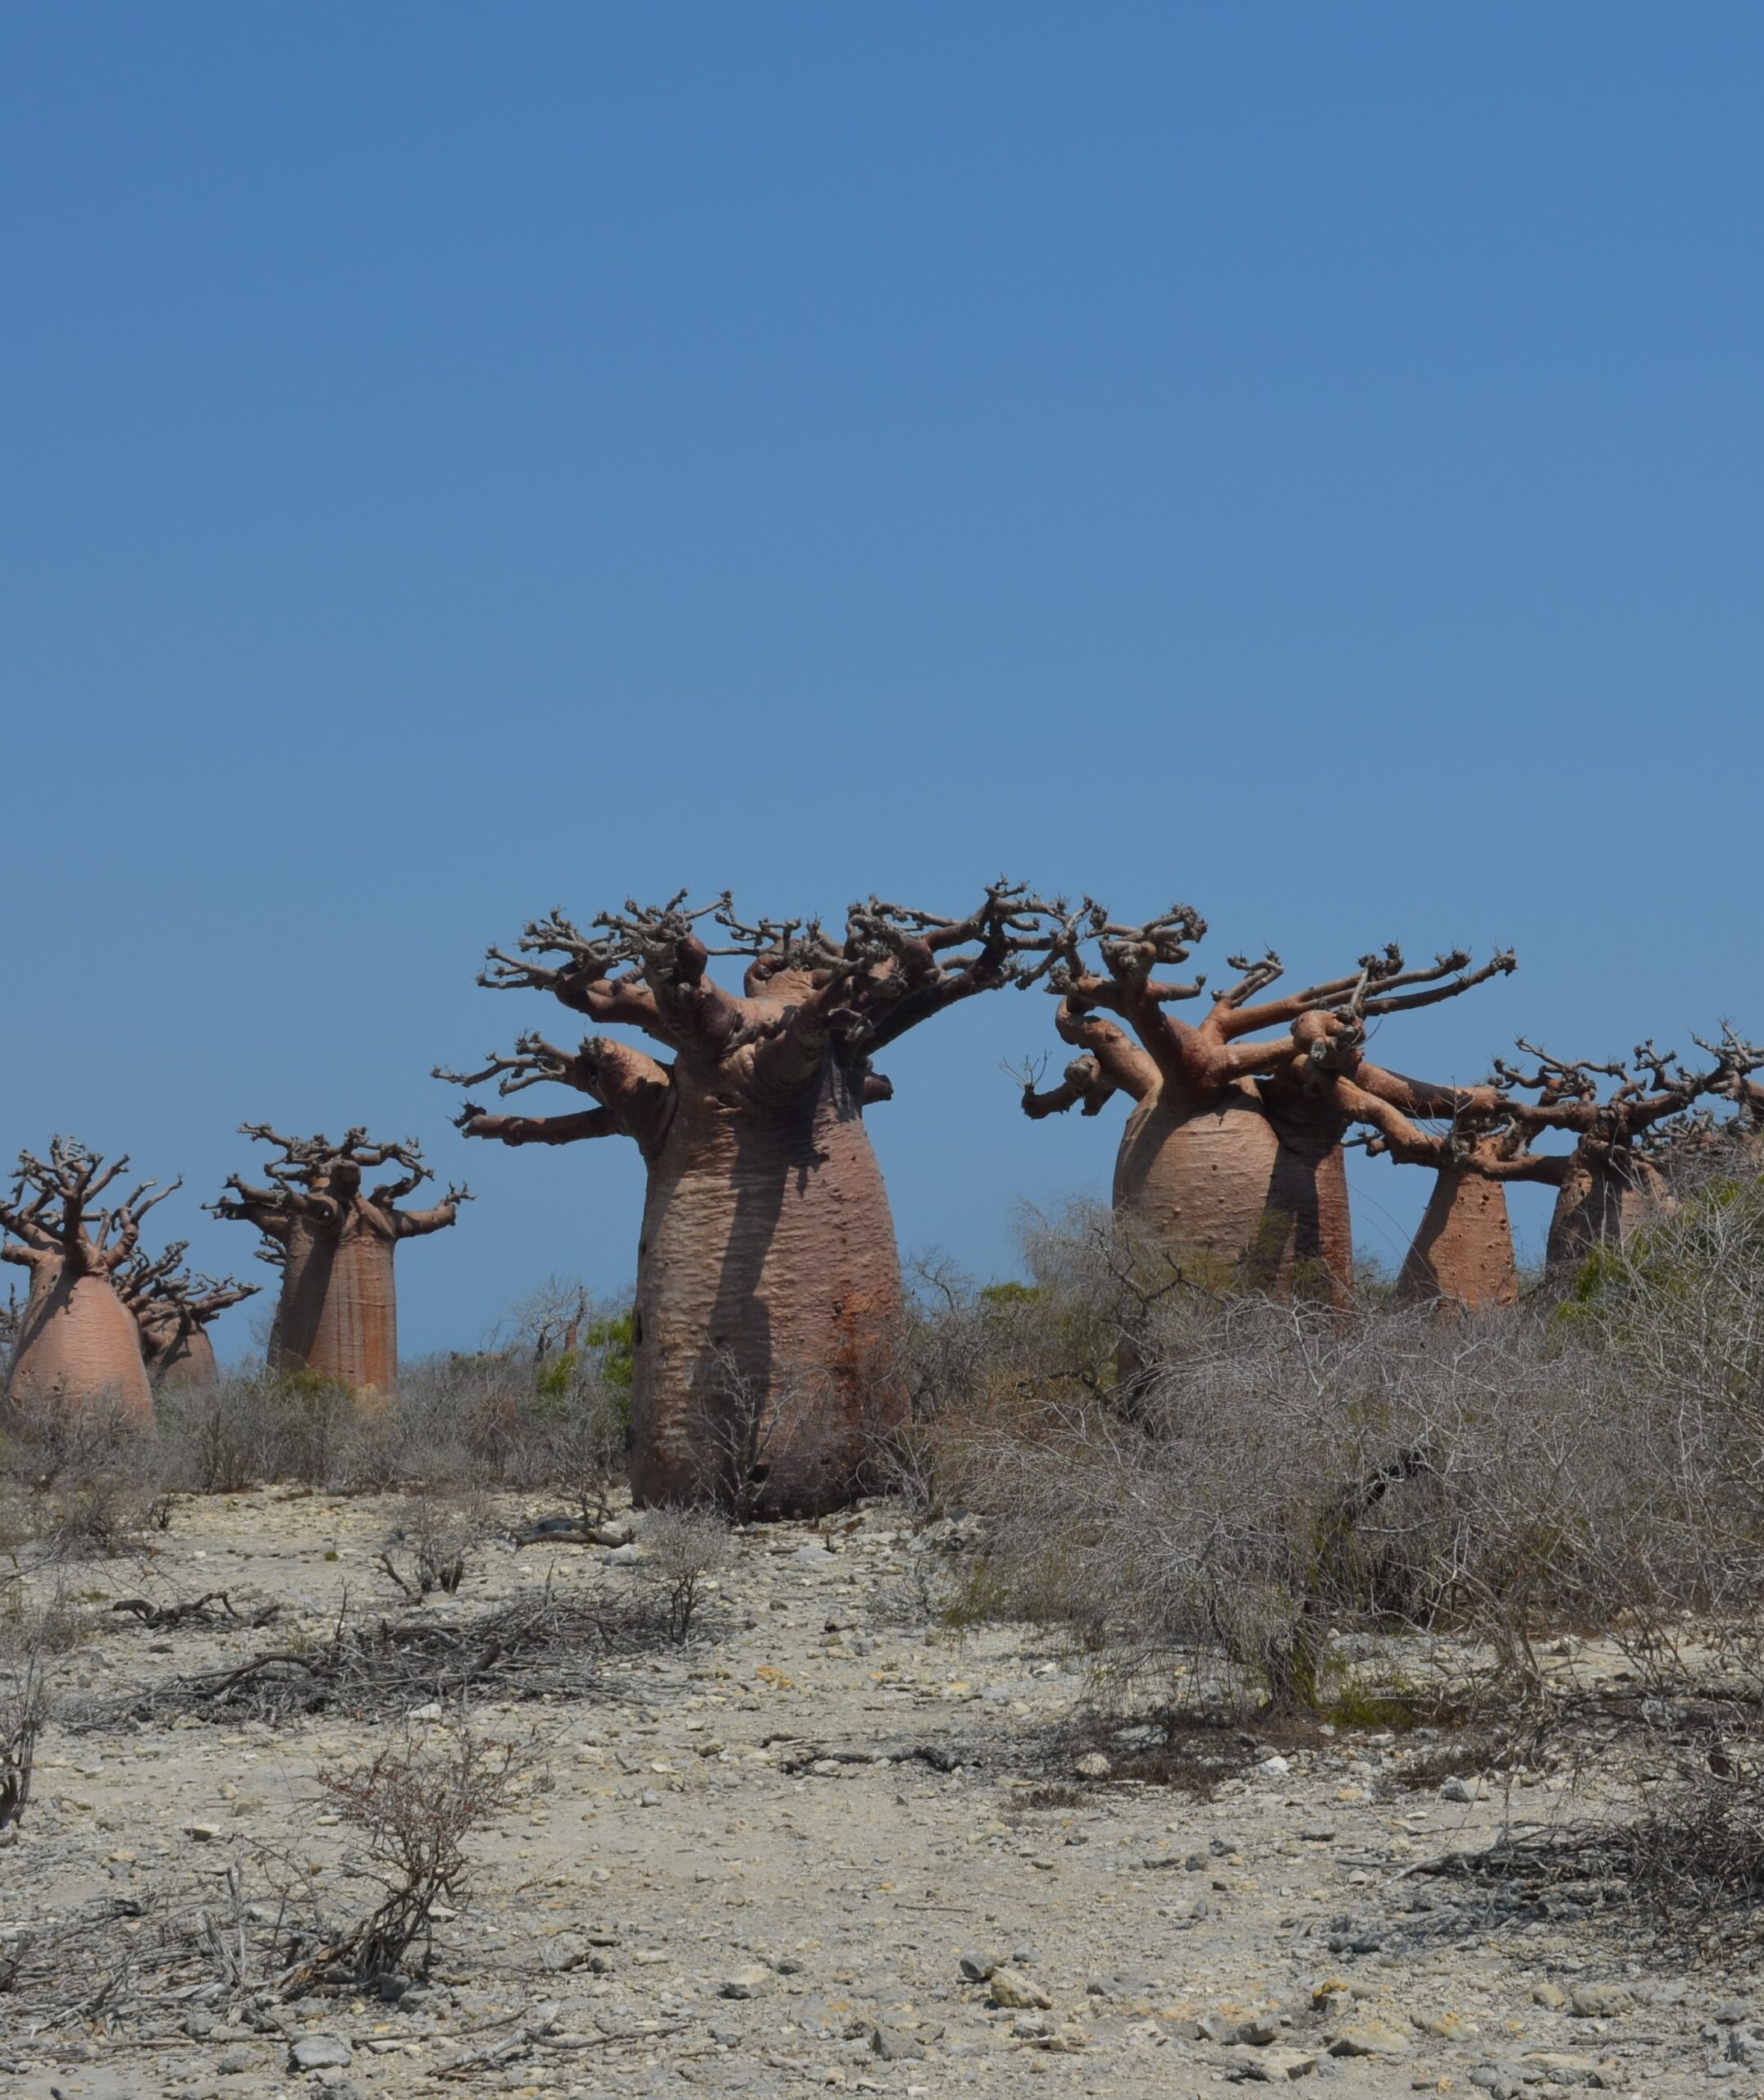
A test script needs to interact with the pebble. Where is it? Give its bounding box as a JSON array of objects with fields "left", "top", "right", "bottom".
[
  {"left": 1416, "top": 2011, "right": 1478, "bottom": 2041},
  {"left": 288, "top": 2034, "right": 353, "bottom": 2070},
  {"left": 722, "top": 1964, "right": 772, "bottom": 1998},
  {"left": 989, "top": 1966, "right": 1053, "bottom": 2010},
  {"left": 1567, "top": 1983, "right": 1634, "bottom": 2019},
  {"left": 1228, "top": 2045, "right": 1318, "bottom": 2081},
  {"left": 1328, "top": 2022, "right": 1412, "bottom": 2057},
  {"left": 1521, "top": 2051, "right": 1607, "bottom": 2084}
]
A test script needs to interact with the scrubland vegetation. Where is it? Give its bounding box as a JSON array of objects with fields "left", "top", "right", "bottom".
[{"left": 5, "top": 1140, "right": 1764, "bottom": 1976}]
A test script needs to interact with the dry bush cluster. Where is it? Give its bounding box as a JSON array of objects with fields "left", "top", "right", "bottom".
[
  {"left": 1, "top": 1722, "right": 537, "bottom": 2026},
  {"left": 0, "top": 1289, "right": 637, "bottom": 1577},
  {"left": 882, "top": 1150, "right": 1764, "bottom": 1729},
  {"left": 309, "top": 1722, "right": 540, "bottom": 1983}
]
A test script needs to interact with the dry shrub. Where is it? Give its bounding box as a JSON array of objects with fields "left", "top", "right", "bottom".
[
  {"left": 311, "top": 1722, "right": 538, "bottom": 1982},
  {"left": 0, "top": 1397, "right": 167, "bottom": 1561},
  {"left": 378, "top": 1489, "right": 490, "bottom": 1600},
  {"left": 635, "top": 1506, "right": 734, "bottom": 1643},
  {"left": 0, "top": 1591, "right": 71, "bottom": 1828},
  {"left": 890, "top": 1183, "right": 1764, "bottom": 1721},
  {"left": 147, "top": 1288, "right": 636, "bottom": 1500},
  {"left": 1616, "top": 1756, "right": 1764, "bottom": 1945}
]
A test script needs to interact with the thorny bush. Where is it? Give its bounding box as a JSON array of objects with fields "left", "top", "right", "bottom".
[
  {"left": 635, "top": 1505, "right": 735, "bottom": 1644},
  {"left": 882, "top": 1163, "right": 1764, "bottom": 1722},
  {"left": 311, "top": 1721, "right": 539, "bottom": 1983}
]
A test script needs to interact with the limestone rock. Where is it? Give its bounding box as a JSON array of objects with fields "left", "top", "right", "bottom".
[
  {"left": 1328, "top": 2021, "right": 1411, "bottom": 2057},
  {"left": 289, "top": 2034, "right": 353, "bottom": 2070},
  {"left": 1227, "top": 2045, "right": 1318, "bottom": 2081},
  {"left": 1567, "top": 1983, "right": 1634, "bottom": 2019},
  {"left": 990, "top": 1966, "right": 1053, "bottom": 2010}
]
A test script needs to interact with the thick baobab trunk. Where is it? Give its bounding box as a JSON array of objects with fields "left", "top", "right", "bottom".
[
  {"left": 149, "top": 1322, "right": 221, "bottom": 1389},
  {"left": 1397, "top": 1169, "right": 1518, "bottom": 1312},
  {"left": 1545, "top": 1156, "right": 1666, "bottom": 1271},
  {"left": 631, "top": 1060, "right": 903, "bottom": 1518},
  {"left": 1112, "top": 1080, "right": 1352, "bottom": 1305},
  {"left": 5, "top": 1257, "right": 153, "bottom": 1427},
  {"left": 270, "top": 1217, "right": 399, "bottom": 1395}
]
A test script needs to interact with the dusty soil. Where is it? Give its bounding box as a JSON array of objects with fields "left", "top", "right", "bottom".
[{"left": 3, "top": 1490, "right": 1759, "bottom": 2098}]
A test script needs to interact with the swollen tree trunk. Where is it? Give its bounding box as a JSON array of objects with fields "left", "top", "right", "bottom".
[
  {"left": 1113, "top": 1080, "right": 1353, "bottom": 1303},
  {"left": 1397, "top": 1168, "right": 1518, "bottom": 1312},
  {"left": 1023, "top": 915, "right": 1516, "bottom": 1320},
  {"left": 142, "top": 1315, "right": 221, "bottom": 1389},
  {"left": 1544, "top": 1154, "right": 1666, "bottom": 1271},
  {"left": 270, "top": 1214, "right": 399, "bottom": 1395},
  {"left": 213, "top": 1130, "right": 467, "bottom": 1404},
  {"left": 1, "top": 1139, "right": 175, "bottom": 1429},
  {"left": 6, "top": 1255, "right": 153, "bottom": 1426},
  {"left": 632, "top": 1058, "right": 902, "bottom": 1515}
]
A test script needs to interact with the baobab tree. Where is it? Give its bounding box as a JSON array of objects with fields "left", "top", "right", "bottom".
[
  {"left": 1351, "top": 1028, "right": 1764, "bottom": 1296},
  {"left": 0, "top": 1139, "right": 177, "bottom": 1424},
  {"left": 1020, "top": 902, "right": 1514, "bottom": 1308},
  {"left": 211, "top": 1127, "right": 467, "bottom": 1396},
  {"left": 438, "top": 883, "right": 1059, "bottom": 1516},
  {"left": 116, "top": 1241, "right": 258, "bottom": 1388}
]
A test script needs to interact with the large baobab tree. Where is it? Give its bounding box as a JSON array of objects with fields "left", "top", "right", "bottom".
[
  {"left": 0, "top": 1139, "right": 177, "bottom": 1424},
  {"left": 1350, "top": 1028, "right": 1764, "bottom": 1299},
  {"left": 438, "top": 884, "right": 1059, "bottom": 1517},
  {"left": 211, "top": 1128, "right": 467, "bottom": 1396},
  {"left": 1020, "top": 902, "right": 1514, "bottom": 1308},
  {"left": 117, "top": 1242, "right": 258, "bottom": 1388}
]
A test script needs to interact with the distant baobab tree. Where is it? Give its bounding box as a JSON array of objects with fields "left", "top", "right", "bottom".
[
  {"left": 1019, "top": 902, "right": 1514, "bottom": 1308},
  {"left": 439, "top": 883, "right": 1059, "bottom": 1515},
  {"left": 0, "top": 1139, "right": 177, "bottom": 1423},
  {"left": 211, "top": 1127, "right": 467, "bottom": 1397},
  {"left": 1351, "top": 1026, "right": 1764, "bottom": 1305},
  {"left": 116, "top": 1240, "right": 258, "bottom": 1388}
]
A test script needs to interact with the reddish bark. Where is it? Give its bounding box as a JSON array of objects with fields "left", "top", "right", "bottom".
[
  {"left": 1395, "top": 1170, "right": 1518, "bottom": 1312},
  {"left": 440, "top": 885, "right": 1059, "bottom": 1517},
  {"left": 0, "top": 1139, "right": 177, "bottom": 1427},
  {"left": 1021, "top": 905, "right": 1514, "bottom": 1307},
  {"left": 116, "top": 1242, "right": 258, "bottom": 1389},
  {"left": 1345, "top": 1029, "right": 1764, "bottom": 1288},
  {"left": 211, "top": 1127, "right": 467, "bottom": 1397}
]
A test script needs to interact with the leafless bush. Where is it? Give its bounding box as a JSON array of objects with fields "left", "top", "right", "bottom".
[
  {"left": 0, "top": 1397, "right": 169, "bottom": 1562},
  {"left": 377, "top": 1491, "right": 489, "bottom": 1599},
  {"left": 156, "top": 1369, "right": 358, "bottom": 1491},
  {"left": 308, "top": 1722, "right": 539, "bottom": 1982},
  {"left": 634, "top": 1506, "right": 734, "bottom": 1643},
  {"left": 0, "top": 1592, "right": 68, "bottom": 1828},
  {"left": 1563, "top": 1150, "right": 1764, "bottom": 1452},
  {"left": 875, "top": 1204, "right": 1216, "bottom": 1515},
  {"left": 905, "top": 1192, "right": 1764, "bottom": 1722},
  {"left": 147, "top": 1294, "right": 636, "bottom": 1500},
  {"left": 1618, "top": 1764, "right": 1764, "bottom": 1932}
]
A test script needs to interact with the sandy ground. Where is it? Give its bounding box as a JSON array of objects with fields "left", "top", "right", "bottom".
[{"left": 2, "top": 1488, "right": 1758, "bottom": 2100}]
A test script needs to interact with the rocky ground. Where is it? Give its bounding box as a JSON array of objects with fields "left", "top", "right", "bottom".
[{"left": 2, "top": 1488, "right": 1761, "bottom": 2100}]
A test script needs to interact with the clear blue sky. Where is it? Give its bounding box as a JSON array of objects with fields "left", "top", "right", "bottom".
[{"left": 4, "top": 6, "right": 1760, "bottom": 1359}]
